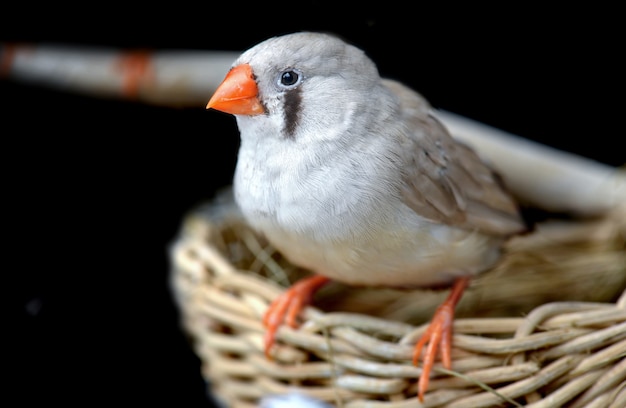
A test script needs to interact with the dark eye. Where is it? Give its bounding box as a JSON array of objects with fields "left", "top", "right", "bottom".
[{"left": 278, "top": 69, "right": 302, "bottom": 88}]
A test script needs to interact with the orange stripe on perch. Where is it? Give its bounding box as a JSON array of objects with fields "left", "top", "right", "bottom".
[
  {"left": 0, "top": 43, "right": 17, "bottom": 76},
  {"left": 114, "top": 50, "right": 155, "bottom": 98}
]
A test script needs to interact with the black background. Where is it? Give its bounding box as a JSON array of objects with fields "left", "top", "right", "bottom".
[{"left": 5, "top": 5, "right": 623, "bottom": 407}]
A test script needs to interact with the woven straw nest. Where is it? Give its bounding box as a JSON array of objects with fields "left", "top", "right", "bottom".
[{"left": 169, "top": 190, "right": 626, "bottom": 408}]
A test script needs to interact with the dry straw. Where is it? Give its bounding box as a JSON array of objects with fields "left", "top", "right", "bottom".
[{"left": 170, "top": 191, "right": 625, "bottom": 408}]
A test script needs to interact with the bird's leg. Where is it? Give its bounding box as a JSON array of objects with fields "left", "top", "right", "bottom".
[
  {"left": 263, "top": 274, "right": 331, "bottom": 358},
  {"left": 412, "top": 276, "right": 470, "bottom": 402}
]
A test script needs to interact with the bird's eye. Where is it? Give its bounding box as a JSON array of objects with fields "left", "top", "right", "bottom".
[{"left": 278, "top": 69, "right": 302, "bottom": 88}]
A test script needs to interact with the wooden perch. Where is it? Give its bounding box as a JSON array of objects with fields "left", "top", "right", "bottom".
[
  {"left": 436, "top": 110, "right": 625, "bottom": 216},
  {"left": 1, "top": 43, "right": 238, "bottom": 106}
]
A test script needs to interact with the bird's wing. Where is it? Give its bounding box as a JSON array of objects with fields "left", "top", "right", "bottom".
[{"left": 385, "top": 80, "right": 527, "bottom": 236}]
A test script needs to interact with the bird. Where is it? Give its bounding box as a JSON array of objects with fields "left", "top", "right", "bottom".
[{"left": 206, "top": 31, "right": 527, "bottom": 402}]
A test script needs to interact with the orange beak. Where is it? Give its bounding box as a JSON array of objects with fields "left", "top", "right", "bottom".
[{"left": 206, "top": 63, "right": 265, "bottom": 115}]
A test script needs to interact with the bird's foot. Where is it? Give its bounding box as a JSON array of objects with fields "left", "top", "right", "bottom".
[
  {"left": 412, "top": 276, "right": 470, "bottom": 401},
  {"left": 262, "top": 274, "right": 330, "bottom": 358}
]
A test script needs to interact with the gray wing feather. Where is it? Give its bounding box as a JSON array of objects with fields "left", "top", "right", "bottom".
[{"left": 385, "top": 79, "right": 527, "bottom": 236}]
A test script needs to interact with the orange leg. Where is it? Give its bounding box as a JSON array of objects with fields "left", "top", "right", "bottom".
[
  {"left": 262, "top": 274, "right": 330, "bottom": 358},
  {"left": 412, "top": 276, "right": 470, "bottom": 402}
]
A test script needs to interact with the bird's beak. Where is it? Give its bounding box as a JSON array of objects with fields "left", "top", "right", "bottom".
[{"left": 206, "top": 63, "right": 265, "bottom": 115}]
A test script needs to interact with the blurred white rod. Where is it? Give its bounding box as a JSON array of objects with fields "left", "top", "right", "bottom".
[
  {"left": 1, "top": 43, "right": 238, "bottom": 106},
  {"left": 437, "top": 110, "right": 625, "bottom": 216}
]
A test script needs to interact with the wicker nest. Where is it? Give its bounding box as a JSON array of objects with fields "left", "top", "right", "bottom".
[{"left": 169, "top": 192, "right": 626, "bottom": 408}]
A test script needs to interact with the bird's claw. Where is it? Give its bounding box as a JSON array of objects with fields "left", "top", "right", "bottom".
[
  {"left": 262, "top": 275, "right": 330, "bottom": 358},
  {"left": 412, "top": 276, "right": 469, "bottom": 401}
]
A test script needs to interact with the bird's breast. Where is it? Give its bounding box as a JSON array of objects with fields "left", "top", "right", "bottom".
[
  {"left": 235, "top": 155, "right": 502, "bottom": 287},
  {"left": 233, "top": 137, "right": 504, "bottom": 288}
]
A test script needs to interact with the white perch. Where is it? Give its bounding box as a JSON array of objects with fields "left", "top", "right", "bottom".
[
  {"left": 1, "top": 43, "right": 238, "bottom": 106},
  {"left": 436, "top": 110, "right": 625, "bottom": 216},
  {"left": 3, "top": 43, "right": 623, "bottom": 216}
]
